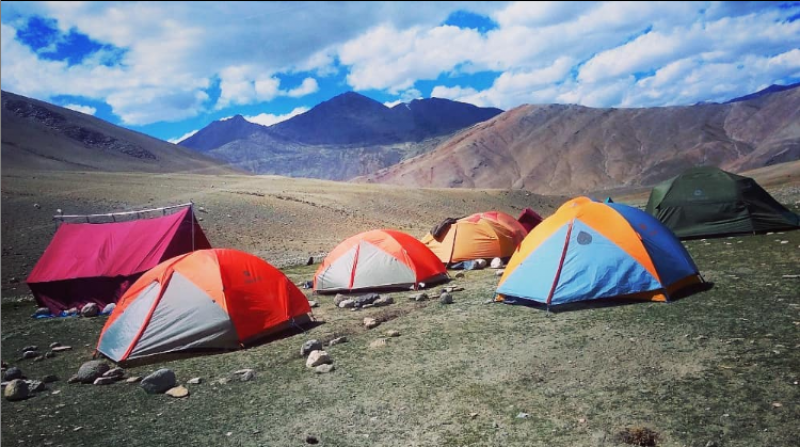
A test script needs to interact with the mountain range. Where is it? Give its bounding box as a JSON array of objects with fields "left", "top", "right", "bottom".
[
  {"left": 357, "top": 83, "right": 800, "bottom": 195},
  {"left": 179, "top": 92, "right": 503, "bottom": 180},
  {"left": 1, "top": 91, "right": 235, "bottom": 174}
]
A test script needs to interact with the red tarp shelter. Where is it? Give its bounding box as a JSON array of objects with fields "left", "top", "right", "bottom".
[
  {"left": 517, "top": 208, "right": 543, "bottom": 233},
  {"left": 27, "top": 206, "right": 210, "bottom": 314}
]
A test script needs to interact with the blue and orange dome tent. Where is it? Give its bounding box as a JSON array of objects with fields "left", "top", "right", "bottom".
[{"left": 496, "top": 197, "right": 702, "bottom": 307}]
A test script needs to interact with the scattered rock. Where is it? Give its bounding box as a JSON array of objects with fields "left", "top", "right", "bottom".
[
  {"left": 51, "top": 346, "right": 72, "bottom": 352},
  {"left": 80, "top": 303, "right": 99, "bottom": 317},
  {"left": 369, "top": 338, "right": 387, "bottom": 349},
  {"left": 44, "top": 351, "right": 55, "bottom": 359},
  {"left": 363, "top": 317, "right": 380, "bottom": 329},
  {"left": 315, "top": 364, "right": 335, "bottom": 374},
  {"left": 26, "top": 380, "right": 46, "bottom": 392},
  {"left": 490, "top": 257, "right": 504, "bottom": 269},
  {"left": 75, "top": 360, "right": 110, "bottom": 384},
  {"left": 49, "top": 342, "right": 61, "bottom": 349},
  {"left": 301, "top": 340, "right": 323, "bottom": 357},
  {"left": 67, "top": 375, "right": 80, "bottom": 384},
  {"left": 455, "top": 272, "right": 465, "bottom": 278},
  {"left": 495, "top": 270, "right": 505, "bottom": 277},
  {"left": 187, "top": 377, "right": 202, "bottom": 384},
  {"left": 33, "top": 355, "right": 46, "bottom": 363},
  {"left": 305, "top": 435, "right": 319, "bottom": 444},
  {"left": 705, "top": 441, "right": 718, "bottom": 447},
  {"left": 65, "top": 307, "right": 78, "bottom": 315},
  {"left": 308, "top": 300, "right": 319, "bottom": 308},
  {"left": 469, "top": 412, "right": 479, "bottom": 419},
  {"left": 102, "top": 303, "right": 116, "bottom": 314},
  {"left": 42, "top": 375, "right": 59, "bottom": 383},
  {"left": 93, "top": 377, "right": 118, "bottom": 386},
  {"left": 328, "top": 336, "right": 348, "bottom": 346},
  {"left": 33, "top": 203, "right": 41, "bottom": 209},
  {"left": 439, "top": 293, "right": 453, "bottom": 304},
  {"left": 483, "top": 299, "right": 496, "bottom": 304},
  {"left": 21, "top": 346, "right": 38, "bottom": 353},
  {"left": 772, "top": 402, "right": 782, "bottom": 408},
  {"left": 306, "top": 351, "right": 332, "bottom": 368},
  {"left": 73, "top": 427, "right": 83, "bottom": 432},
  {"left": 165, "top": 385, "right": 189, "bottom": 398},
  {"left": 141, "top": 368, "right": 176, "bottom": 394},
  {"left": 239, "top": 370, "right": 256, "bottom": 382},
  {"left": 333, "top": 294, "right": 350, "bottom": 306},
  {"left": 474, "top": 259, "right": 488, "bottom": 269},
  {"left": 22, "top": 351, "right": 39, "bottom": 360},
  {"left": 103, "top": 367, "right": 125, "bottom": 379},
  {"left": 4, "top": 379, "right": 29, "bottom": 401},
  {"left": 306, "top": 257, "right": 314, "bottom": 266},
  {"left": 579, "top": 418, "right": 587, "bottom": 424},
  {"left": 373, "top": 296, "right": 394, "bottom": 307},
  {"left": 338, "top": 299, "right": 355, "bottom": 308},
  {"left": 409, "top": 292, "right": 429, "bottom": 302},
  {"left": 352, "top": 293, "right": 380, "bottom": 308},
  {"left": 215, "top": 377, "right": 230, "bottom": 385},
  {"left": 32, "top": 307, "right": 51, "bottom": 318},
  {"left": 386, "top": 330, "right": 401, "bottom": 337},
  {"left": 516, "top": 412, "right": 529, "bottom": 419}
]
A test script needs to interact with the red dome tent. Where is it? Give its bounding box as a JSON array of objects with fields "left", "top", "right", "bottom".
[
  {"left": 27, "top": 205, "right": 210, "bottom": 314},
  {"left": 97, "top": 249, "right": 312, "bottom": 363}
]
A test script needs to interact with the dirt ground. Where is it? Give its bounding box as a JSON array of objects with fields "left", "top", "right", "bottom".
[{"left": 1, "top": 170, "right": 799, "bottom": 447}]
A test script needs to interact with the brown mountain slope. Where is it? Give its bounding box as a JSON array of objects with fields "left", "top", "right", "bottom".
[
  {"left": 358, "top": 86, "right": 800, "bottom": 195},
  {"left": 1, "top": 91, "right": 238, "bottom": 175}
]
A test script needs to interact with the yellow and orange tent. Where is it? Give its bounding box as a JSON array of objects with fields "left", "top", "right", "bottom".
[
  {"left": 97, "top": 249, "right": 311, "bottom": 363},
  {"left": 421, "top": 211, "right": 527, "bottom": 264}
]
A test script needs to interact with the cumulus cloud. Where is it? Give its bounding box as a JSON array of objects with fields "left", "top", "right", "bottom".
[
  {"left": 168, "top": 129, "right": 199, "bottom": 144},
  {"left": 286, "top": 77, "right": 319, "bottom": 97},
  {"left": 62, "top": 104, "right": 97, "bottom": 115},
  {"left": 244, "top": 106, "right": 309, "bottom": 127},
  {"left": 431, "top": 85, "right": 479, "bottom": 101}
]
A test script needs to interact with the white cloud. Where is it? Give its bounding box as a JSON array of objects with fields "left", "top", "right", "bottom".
[
  {"left": 286, "top": 77, "right": 319, "bottom": 97},
  {"left": 244, "top": 107, "right": 309, "bottom": 127},
  {"left": 431, "top": 85, "right": 479, "bottom": 101},
  {"left": 62, "top": 103, "right": 97, "bottom": 115},
  {"left": 168, "top": 129, "right": 199, "bottom": 144}
]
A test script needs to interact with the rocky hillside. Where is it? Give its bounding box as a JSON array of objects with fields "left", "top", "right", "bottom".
[
  {"left": 179, "top": 92, "right": 502, "bottom": 180},
  {"left": 1, "top": 91, "right": 237, "bottom": 174},
  {"left": 359, "top": 84, "right": 800, "bottom": 195}
]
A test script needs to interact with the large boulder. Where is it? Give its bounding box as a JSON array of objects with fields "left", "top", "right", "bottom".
[
  {"left": 141, "top": 368, "right": 176, "bottom": 394},
  {"left": 75, "top": 360, "right": 110, "bottom": 384},
  {"left": 4, "top": 379, "right": 29, "bottom": 401},
  {"left": 300, "top": 340, "right": 323, "bottom": 357}
]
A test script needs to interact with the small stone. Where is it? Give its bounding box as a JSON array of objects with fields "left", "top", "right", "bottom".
[
  {"left": 49, "top": 342, "right": 61, "bottom": 349},
  {"left": 516, "top": 412, "right": 529, "bottom": 419},
  {"left": 51, "top": 390, "right": 61, "bottom": 395},
  {"left": 165, "top": 385, "right": 189, "bottom": 398},
  {"left": 187, "top": 377, "right": 202, "bottom": 384},
  {"left": 338, "top": 299, "right": 355, "bottom": 308},
  {"left": 373, "top": 296, "right": 394, "bottom": 307},
  {"left": 308, "top": 300, "right": 319, "bottom": 308},
  {"left": 483, "top": 299, "right": 496, "bottom": 304},
  {"left": 22, "top": 351, "right": 39, "bottom": 360},
  {"left": 301, "top": 340, "right": 323, "bottom": 357},
  {"left": 705, "top": 441, "right": 718, "bottom": 447},
  {"left": 73, "top": 427, "right": 83, "bottom": 432},
  {"left": 80, "top": 303, "right": 99, "bottom": 317},
  {"left": 141, "top": 368, "right": 176, "bottom": 394},
  {"left": 51, "top": 346, "right": 72, "bottom": 352},
  {"left": 3, "top": 367, "right": 23, "bottom": 381},
  {"left": 439, "top": 293, "right": 453, "bottom": 304},
  {"left": 493, "top": 422, "right": 500, "bottom": 429},
  {"left": 4, "top": 379, "right": 29, "bottom": 401},
  {"left": 125, "top": 376, "right": 142, "bottom": 383},
  {"left": 333, "top": 293, "right": 349, "bottom": 306},
  {"left": 102, "top": 367, "right": 125, "bottom": 379},
  {"left": 474, "top": 259, "right": 488, "bottom": 269},
  {"left": 364, "top": 317, "right": 380, "bottom": 329},
  {"left": 772, "top": 402, "right": 782, "bottom": 408},
  {"left": 216, "top": 377, "right": 230, "bottom": 385},
  {"left": 21, "top": 346, "right": 38, "bottom": 353},
  {"left": 495, "top": 270, "right": 505, "bottom": 277},
  {"left": 455, "top": 272, "right": 465, "bottom": 278},
  {"left": 42, "top": 375, "right": 59, "bottom": 383},
  {"left": 305, "top": 435, "right": 319, "bottom": 444},
  {"left": 369, "top": 338, "right": 387, "bottom": 349},
  {"left": 443, "top": 286, "right": 464, "bottom": 293},
  {"left": 386, "top": 330, "right": 401, "bottom": 337},
  {"left": 315, "top": 364, "right": 335, "bottom": 374},
  {"left": 75, "top": 360, "right": 110, "bottom": 384},
  {"left": 65, "top": 307, "right": 78, "bottom": 315},
  {"left": 328, "top": 336, "right": 348, "bottom": 346},
  {"left": 306, "top": 257, "right": 314, "bottom": 266},
  {"left": 239, "top": 370, "right": 256, "bottom": 382},
  {"left": 93, "top": 377, "right": 118, "bottom": 386},
  {"left": 33, "top": 203, "right": 41, "bottom": 209},
  {"left": 27, "top": 380, "right": 46, "bottom": 392},
  {"left": 410, "top": 292, "right": 429, "bottom": 302},
  {"left": 306, "top": 350, "right": 332, "bottom": 368},
  {"left": 469, "top": 412, "right": 479, "bottom": 419},
  {"left": 33, "top": 355, "right": 46, "bottom": 362},
  {"left": 44, "top": 351, "right": 55, "bottom": 359},
  {"left": 67, "top": 375, "right": 80, "bottom": 384},
  {"left": 579, "top": 418, "right": 587, "bottom": 424},
  {"left": 490, "top": 257, "right": 504, "bottom": 269},
  {"left": 32, "top": 307, "right": 51, "bottom": 318},
  {"left": 102, "top": 303, "right": 116, "bottom": 314}
]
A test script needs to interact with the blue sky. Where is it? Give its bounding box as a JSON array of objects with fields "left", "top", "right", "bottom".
[{"left": 2, "top": 1, "right": 799, "bottom": 143}]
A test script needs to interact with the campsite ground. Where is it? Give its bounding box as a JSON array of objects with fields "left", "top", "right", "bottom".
[{"left": 2, "top": 170, "right": 799, "bottom": 447}]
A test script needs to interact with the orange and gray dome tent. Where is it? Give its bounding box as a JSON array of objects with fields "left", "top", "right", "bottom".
[
  {"left": 497, "top": 197, "right": 702, "bottom": 307},
  {"left": 314, "top": 229, "right": 447, "bottom": 293},
  {"left": 97, "top": 249, "right": 311, "bottom": 363},
  {"left": 421, "top": 211, "right": 528, "bottom": 264}
]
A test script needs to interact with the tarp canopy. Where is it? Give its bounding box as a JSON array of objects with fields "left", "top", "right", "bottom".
[
  {"left": 97, "top": 249, "right": 311, "bottom": 363},
  {"left": 27, "top": 206, "right": 210, "bottom": 313},
  {"left": 645, "top": 166, "right": 799, "bottom": 238}
]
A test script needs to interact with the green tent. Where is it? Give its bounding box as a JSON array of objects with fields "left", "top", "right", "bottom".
[{"left": 645, "top": 166, "right": 799, "bottom": 238}]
